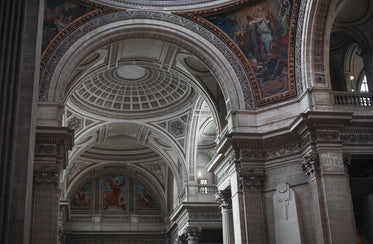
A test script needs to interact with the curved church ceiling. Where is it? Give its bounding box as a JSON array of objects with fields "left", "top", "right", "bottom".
[
  {"left": 41, "top": 0, "right": 300, "bottom": 108},
  {"left": 66, "top": 39, "right": 196, "bottom": 119}
]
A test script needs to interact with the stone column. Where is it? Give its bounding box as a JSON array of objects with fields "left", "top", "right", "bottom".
[
  {"left": 230, "top": 167, "right": 267, "bottom": 244},
  {"left": 186, "top": 226, "right": 201, "bottom": 244},
  {"left": 0, "top": 0, "right": 43, "bottom": 243},
  {"left": 31, "top": 127, "right": 73, "bottom": 244},
  {"left": 301, "top": 151, "right": 357, "bottom": 244},
  {"left": 216, "top": 190, "right": 234, "bottom": 244},
  {"left": 240, "top": 169, "right": 267, "bottom": 244}
]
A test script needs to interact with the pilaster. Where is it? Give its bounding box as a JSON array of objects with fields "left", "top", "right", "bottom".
[
  {"left": 216, "top": 189, "right": 234, "bottom": 244},
  {"left": 300, "top": 113, "right": 357, "bottom": 243},
  {"left": 31, "top": 127, "right": 73, "bottom": 244}
]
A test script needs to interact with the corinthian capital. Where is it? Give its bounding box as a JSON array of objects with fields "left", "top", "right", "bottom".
[
  {"left": 216, "top": 189, "right": 232, "bottom": 210},
  {"left": 239, "top": 169, "right": 264, "bottom": 191},
  {"left": 301, "top": 152, "right": 320, "bottom": 180}
]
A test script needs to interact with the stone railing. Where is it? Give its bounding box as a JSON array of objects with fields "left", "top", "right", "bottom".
[
  {"left": 197, "top": 184, "right": 218, "bottom": 194},
  {"left": 69, "top": 215, "right": 163, "bottom": 225},
  {"left": 332, "top": 92, "right": 373, "bottom": 106}
]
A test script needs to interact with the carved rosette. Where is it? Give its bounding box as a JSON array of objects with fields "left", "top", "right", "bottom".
[
  {"left": 301, "top": 152, "right": 320, "bottom": 180},
  {"left": 239, "top": 169, "right": 264, "bottom": 191},
  {"left": 216, "top": 190, "right": 232, "bottom": 210}
]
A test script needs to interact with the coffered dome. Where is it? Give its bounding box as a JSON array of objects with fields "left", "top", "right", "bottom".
[{"left": 67, "top": 39, "right": 198, "bottom": 119}]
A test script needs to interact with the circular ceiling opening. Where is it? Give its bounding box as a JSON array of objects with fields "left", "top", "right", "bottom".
[{"left": 115, "top": 65, "right": 147, "bottom": 81}]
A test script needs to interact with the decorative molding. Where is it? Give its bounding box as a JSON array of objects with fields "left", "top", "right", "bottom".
[
  {"left": 40, "top": 8, "right": 117, "bottom": 74},
  {"left": 317, "top": 130, "right": 340, "bottom": 141},
  {"left": 181, "top": 0, "right": 301, "bottom": 107},
  {"left": 39, "top": 11, "right": 255, "bottom": 110},
  {"left": 295, "top": 0, "right": 306, "bottom": 95},
  {"left": 312, "top": 0, "right": 331, "bottom": 80},
  {"left": 301, "top": 152, "right": 320, "bottom": 180},
  {"left": 340, "top": 134, "right": 373, "bottom": 143}
]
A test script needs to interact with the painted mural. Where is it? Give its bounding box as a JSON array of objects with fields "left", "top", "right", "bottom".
[
  {"left": 43, "top": 0, "right": 91, "bottom": 51},
  {"left": 103, "top": 176, "right": 126, "bottom": 211},
  {"left": 71, "top": 183, "right": 92, "bottom": 209},
  {"left": 137, "top": 182, "right": 155, "bottom": 210},
  {"left": 207, "top": 0, "right": 293, "bottom": 99}
]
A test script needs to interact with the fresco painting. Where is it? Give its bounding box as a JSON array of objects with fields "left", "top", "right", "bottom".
[
  {"left": 43, "top": 0, "right": 91, "bottom": 51},
  {"left": 207, "top": 0, "right": 293, "bottom": 99},
  {"left": 71, "top": 183, "right": 92, "bottom": 209},
  {"left": 137, "top": 182, "right": 155, "bottom": 210},
  {"left": 103, "top": 176, "right": 126, "bottom": 211}
]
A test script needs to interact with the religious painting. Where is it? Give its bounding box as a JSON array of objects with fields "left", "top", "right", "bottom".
[
  {"left": 103, "top": 176, "right": 126, "bottom": 211},
  {"left": 71, "top": 183, "right": 92, "bottom": 209},
  {"left": 207, "top": 0, "right": 293, "bottom": 99},
  {"left": 137, "top": 182, "right": 156, "bottom": 210},
  {"left": 43, "top": 0, "right": 91, "bottom": 51}
]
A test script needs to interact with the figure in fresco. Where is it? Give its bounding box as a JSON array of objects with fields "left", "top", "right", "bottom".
[
  {"left": 251, "top": 7, "right": 274, "bottom": 58},
  {"left": 277, "top": 0, "right": 292, "bottom": 35},
  {"left": 137, "top": 183, "right": 155, "bottom": 209},
  {"left": 243, "top": 15, "right": 262, "bottom": 64},
  {"left": 72, "top": 184, "right": 92, "bottom": 208},
  {"left": 103, "top": 176, "right": 126, "bottom": 211},
  {"left": 206, "top": 0, "right": 293, "bottom": 98},
  {"left": 42, "top": 0, "right": 90, "bottom": 51}
]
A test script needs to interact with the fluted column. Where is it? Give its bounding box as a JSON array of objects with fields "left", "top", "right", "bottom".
[
  {"left": 216, "top": 190, "right": 234, "bottom": 244},
  {"left": 31, "top": 127, "right": 73, "bottom": 244},
  {"left": 230, "top": 167, "right": 266, "bottom": 244},
  {"left": 301, "top": 151, "right": 357, "bottom": 244}
]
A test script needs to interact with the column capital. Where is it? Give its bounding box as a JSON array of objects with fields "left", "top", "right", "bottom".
[
  {"left": 216, "top": 189, "right": 232, "bottom": 210},
  {"left": 343, "top": 153, "right": 351, "bottom": 174},
  {"left": 301, "top": 152, "right": 320, "bottom": 181},
  {"left": 239, "top": 169, "right": 264, "bottom": 191},
  {"left": 186, "top": 226, "right": 201, "bottom": 242}
]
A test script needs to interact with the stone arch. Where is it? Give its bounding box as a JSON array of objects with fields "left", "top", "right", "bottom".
[
  {"left": 63, "top": 121, "right": 188, "bottom": 197},
  {"left": 39, "top": 11, "right": 255, "bottom": 130},
  {"left": 297, "top": 0, "right": 339, "bottom": 90}
]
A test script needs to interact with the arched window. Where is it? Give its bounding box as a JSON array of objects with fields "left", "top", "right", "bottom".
[{"left": 360, "top": 75, "right": 369, "bottom": 92}]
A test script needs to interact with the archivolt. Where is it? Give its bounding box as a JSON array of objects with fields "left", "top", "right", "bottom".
[{"left": 39, "top": 11, "right": 255, "bottom": 111}]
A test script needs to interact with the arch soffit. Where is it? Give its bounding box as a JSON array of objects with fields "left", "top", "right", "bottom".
[
  {"left": 39, "top": 11, "right": 253, "bottom": 112},
  {"left": 65, "top": 121, "right": 188, "bottom": 189},
  {"left": 299, "top": 0, "right": 368, "bottom": 89}
]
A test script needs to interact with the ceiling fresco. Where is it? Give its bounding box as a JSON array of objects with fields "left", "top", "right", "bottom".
[{"left": 206, "top": 0, "right": 294, "bottom": 100}]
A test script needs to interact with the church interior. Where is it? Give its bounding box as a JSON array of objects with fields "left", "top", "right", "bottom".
[{"left": 1, "top": 0, "right": 373, "bottom": 243}]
